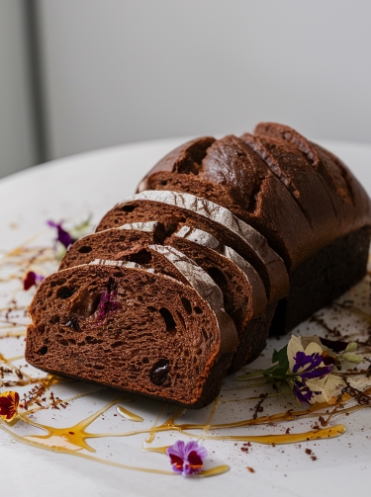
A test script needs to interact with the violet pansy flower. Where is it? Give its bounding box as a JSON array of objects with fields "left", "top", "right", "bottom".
[
  {"left": 166, "top": 440, "right": 208, "bottom": 477},
  {"left": 238, "top": 335, "right": 351, "bottom": 405},
  {"left": 23, "top": 271, "right": 44, "bottom": 291},
  {"left": 287, "top": 336, "right": 345, "bottom": 404},
  {"left": 47, "top": 220, "right": 76, "bottom": 249}
]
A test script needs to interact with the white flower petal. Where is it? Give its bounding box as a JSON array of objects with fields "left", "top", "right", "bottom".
[
  {"left": 306, "top": 374, "right": 346, "bottom": 403},
  {"left": 304, "top": 342, "right": 324, "bottom": 358},
  {"left": 287, "top": 336, "right": 304, "bottom": 372}
]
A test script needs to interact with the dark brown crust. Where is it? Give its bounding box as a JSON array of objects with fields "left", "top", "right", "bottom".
[
  {"left": 132, "top": 124, "right": 371, "bottom": 337},
  {"left": 138, "top": 126, "right": 371, "bottom": 271},
  {"left": 272, "top": 226, "right": 371, "bottom": 334}
]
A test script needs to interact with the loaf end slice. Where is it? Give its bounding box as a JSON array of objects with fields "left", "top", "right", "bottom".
[{"left": 26, "top": 263, "right": 238, "bottom": 408}]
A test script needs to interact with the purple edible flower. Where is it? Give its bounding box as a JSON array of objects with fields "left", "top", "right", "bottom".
[
  {"left": 292, "top": 351, "right": 333, "bottom": 404},
  {"left": 293, "top": 382, "right": 316, "bottom": 404},
  {"left": 293, "top": 351, "right": 333, "bottom": 380},
  {"left": 166, "top": 440, "right": 208, "bottom": 477},
  {"left": 300, "top": 365, "right": 333, "bottom": 381},
  {"left": 47, "top": 220, "right": 76, "bottom": 249},
  {"left": 292, "top": 351, "right": 323, "bottom": 373},
  {"left": 23, "top": 271, "right": 44, "bottom": 291},
  {"left": 95, "top": 288, "right": 121, "bottom": 322}
]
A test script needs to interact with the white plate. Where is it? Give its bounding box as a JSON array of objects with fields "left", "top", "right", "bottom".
[{"left": 1, "top": 138, "right": 371, "bottom": 497}]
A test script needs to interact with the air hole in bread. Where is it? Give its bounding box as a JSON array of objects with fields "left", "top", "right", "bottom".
[
  {"left": 85, "top": 336, "right": 103, "bottom": 344},
  {"left": 194, "top": 306, "right": 203, "bottom": 314},
  {"left": 57, "top": 286, "right": 75, "bottom": 299},
  {"left": 58, "top": 339, "right": 68, "bottom": 346},
  {"left": 160, "top": 180, "right": 167, "bottom": 186},
  {"left": 176, "top": 310, "right": 186, "bottom": 329},
  {"left": 111, "top": 341, "right": 124, "bottom": 348},
  {"left": 51, "top": 278, "right": 66, "bottom": 287},
  {"left": 94, "top": 364, "right": 105, "bottom": 370},
  {"left": 150, "top": 359, "right": 170, "bottom": 385},
  {"left": 206, "top": 266, "right": 228, "bottom": 289},
  {"left": 181, "top": 297, "right": 192, "bottom": 315},
  {"left": 159, "top": 308, "right": 177, "bottom": 332},
  {"left": 39, "top": 345, "right": 48, "bottom": 355},
  {"left": 78, "top": 245, "right": 92, "bottom": 254},
  {"left": 128, "top": 249, "right": 152, "bottom": 265},
  {"left": 121, "top": 205, "right": 136, "bottom": 213},
  {"left": 49, "top": 315, "right": 60, "bottom": 324}
]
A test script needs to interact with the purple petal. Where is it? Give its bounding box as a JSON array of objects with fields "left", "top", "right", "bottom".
[
  {"left": 95, "top": 287, "right": 121, "bottom": 322},
  {"left": 167, "top": 440, "right": 186, "bottom": 459},
  {"left": 166, "top": 440, "right": 207, "bottom": 477},
  {"left": 23, "top": 271, "right": 44, "bottom": 291},
  {"left": 293, "top": 351, "right": 323, "bottom": 373},
  {"left": 184, "top": 440, "right": 208, "bottom": 461},
  {"left": 300, "top": 365, "right": 333, "bottom": 381},
  {"left": 293, "top": 383, "right": 313, "bottom": 404},
  {"left": 47, "top": 220, "right": 76, "bottom": 249}
]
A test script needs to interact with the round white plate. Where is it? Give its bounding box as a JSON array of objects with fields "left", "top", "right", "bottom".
[{"left": 0, "top": 138, "right": 370, "bottom": 497}]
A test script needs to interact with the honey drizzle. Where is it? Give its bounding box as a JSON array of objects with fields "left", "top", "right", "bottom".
[
  {"left": 1, "top": 233, "right": 371, "bottom": 477},
  {"left": 181, "top": 425, "right": 346, "bottom": 444},
  {"left": 117, "top": 405, "right": 144, "bottom": 422},
  {"left": 0, "top": 420, "right": 175, "bottom": 475},
  {"left": 14, "top": 395, "right": 352, "bottom": 452},
  {"left": 20, "top": 397, "right": 127, "bottom": 452},
  {"left": 145, "top": 403, "right": 167, "bottom": 444}
]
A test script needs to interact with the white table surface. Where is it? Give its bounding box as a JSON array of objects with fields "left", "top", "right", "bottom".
[{"left": 1, "top": 138, "right": 371, "bottom": 497}]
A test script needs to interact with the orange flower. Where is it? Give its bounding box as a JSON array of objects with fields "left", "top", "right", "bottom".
[{"left": 0, "top": 391, "right": 20, "bottom": 422}]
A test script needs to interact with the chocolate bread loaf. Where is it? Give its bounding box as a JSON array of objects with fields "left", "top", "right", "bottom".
[
  {"left": 26, "top": 121, "right": 371, "bottom": 408},
  {"left": 136, "top": 124, "right": 371, "bottom": 332},
  {"left": 26, "top": 260, "right": 238, "bottom": 408}
]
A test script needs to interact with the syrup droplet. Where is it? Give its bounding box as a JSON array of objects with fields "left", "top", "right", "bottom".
[{"left": 117, "top": 406, "right": 144, "bottom": 422}]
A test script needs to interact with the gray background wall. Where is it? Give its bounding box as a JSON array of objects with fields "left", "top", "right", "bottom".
[
  {"left": 1, "top": 0, "right": 371, "bottom": 177},
  {"left": 0, "top": 0, "right": 36, "bottom": 178}
]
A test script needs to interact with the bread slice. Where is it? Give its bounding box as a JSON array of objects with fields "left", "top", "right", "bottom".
[
  {"left": 168, "top": 225, "right": 272, "bottom": 370},
  {"left": 26, "top": 260, "right": 238, "bottom": 408}
]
